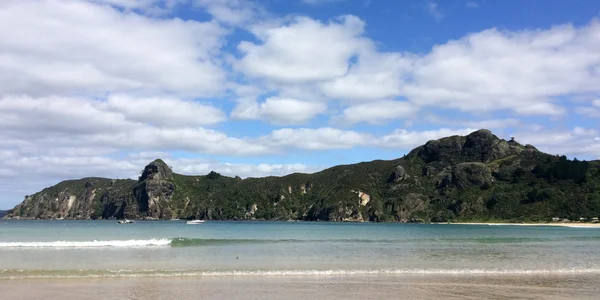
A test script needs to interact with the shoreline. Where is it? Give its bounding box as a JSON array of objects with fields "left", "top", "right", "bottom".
[
  {"left": 443, "top": 222, "right": 600, "bottom": 228},
  {"left": 3, "top": 218, "right": 600, "bottom": 227}
]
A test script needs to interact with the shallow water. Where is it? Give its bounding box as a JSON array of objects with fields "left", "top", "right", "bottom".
[{"left": 1, "top": 220, "right": 600, "bottom": 280}]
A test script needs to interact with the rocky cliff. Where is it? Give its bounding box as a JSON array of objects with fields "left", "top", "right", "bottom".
[{"left": 5, "top": 129, "right": 600, "bottom": 222}]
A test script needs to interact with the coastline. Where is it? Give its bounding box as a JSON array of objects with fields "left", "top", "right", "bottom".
[{"left": 444, "top": 222, "right": 600, "bottom": 228}]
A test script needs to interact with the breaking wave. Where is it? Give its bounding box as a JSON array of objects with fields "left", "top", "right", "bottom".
[
  {"left": 0, "top": 239, "right": 171, "bottom": 248},
  {"left": 3, "top": 235, "right": 600, "bottom": 249}
]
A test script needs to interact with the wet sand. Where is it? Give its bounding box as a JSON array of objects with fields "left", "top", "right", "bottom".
[{"left": 2, "top": 274, "right": 600, "bottom": 300}]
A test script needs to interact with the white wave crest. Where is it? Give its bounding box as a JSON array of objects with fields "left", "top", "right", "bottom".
[{"left": 0, "top": 239, "right": 171, "bottom": 248}]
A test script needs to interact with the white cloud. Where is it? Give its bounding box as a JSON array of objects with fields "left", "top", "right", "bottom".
[
  {"left": 332, "top": 100, "right": 418, "bottom": 125},
  {"left": 263, "top": 127, "right": 373, "bottom": 150},
  {"left": 511, "top": 127, "right": 600, "bottom": 158},
  {"left": 320, "top": 52, "right": 412, "bottom": 102},
  {"left": 0, "top": 0, "right": 228, "bottom": 98},
  {"left": 402, "top": 21, "right": 600, "bottom": 115},
  {"left": 378, "top": 128, "right": 477, "bottom": 148},
  {"left": 257, "top": 97, "right": 327, "bottom": 124},
  {"left": 104, "top": 95, "right": 227, "bottom": 127},
  {"left": 0, "top": 95, "right": 266, "bottom": 156},
  {"left": 236, "top": 15, "right": 369, "bottom": 83},
  {"left": 575, "top": 106, "right": 600, "bottom": 118},
  {"left": 0, "top": 96, "right": 133, "bottom": 137},
  {"left": 516, "top": 103, "right": 566, "bottom": 116},
  {"left": 91, "top": 0, "right": 185, "bottom": 15},
  {"left": 231, "top": 97, "right": 327, "bottom": 124},
  {"left": 0, "top": 95, "right": 226, "bottom": 135},
  {"left": 425, "top": 115, "right": 523, "bottom": 129}
]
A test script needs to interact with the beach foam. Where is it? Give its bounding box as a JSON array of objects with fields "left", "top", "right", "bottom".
[{"left": 0, "top": 239, "right": 171, "bottom": 248}]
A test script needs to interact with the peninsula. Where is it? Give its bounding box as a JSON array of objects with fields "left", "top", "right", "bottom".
[{"left": 5, "top": 129, "right": 600, "bottom": 223}]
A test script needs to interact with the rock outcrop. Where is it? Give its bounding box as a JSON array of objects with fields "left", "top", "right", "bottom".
[{"left": 133, "top": 159, "right": 175, "bottom": 219}]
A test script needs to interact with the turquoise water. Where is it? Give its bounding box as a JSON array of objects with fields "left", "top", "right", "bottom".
[{"left": 1, "top": 220, "right": 600, "bottom": 279}]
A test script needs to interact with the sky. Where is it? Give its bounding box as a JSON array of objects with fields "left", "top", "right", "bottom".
[{"left": 1, "top": 0, "right": 600, "bottom": 208}]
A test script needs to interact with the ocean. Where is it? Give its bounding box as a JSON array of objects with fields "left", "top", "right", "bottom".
[{"left": 1, "top": 220, "right": 600, "bottom": 299}]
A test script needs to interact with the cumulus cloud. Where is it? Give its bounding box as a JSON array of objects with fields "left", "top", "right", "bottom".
[
  {"left": 236, "top": 15, "right": 369, "bottom": 83},
  {"left": 3, "top": 2, "right": 600, "bottom": 208},
  {"left": 263, "top": 127, "right": 373, "bottom": 150},
  {"left": 511, "top": 127, "right": 600, "bottom": 158},
  {"left": 232, "top": 97, "right": 326, "bottom": 125},
  {"left": 402, "top": 21, "right": 600, "bottom": 115},
  {"left": 320, "top": 52, "right": 412, "bottom": 102},
  {"left": 104, "top": 95, "right": 227, "bottom": 127},
  {"left": 425, "top": 115, "right": 523, "bottom": 129},
  {"left": 256, "top": 97, "right": 327, "bottom": 124},
  {"left": 0, "top": 95, "right": 266, "bottom": 156},
  {"left": 0, "top": 95, "right": 226, "bottom": 134},
  {"left": 332, "top": 100, "right": 419, "bottom": 125},
  {"left": 378, "top": 128, "right": 477, "bottom": 148},
  {"left": 0, "top": 0, "right": 227, "bottom": 97}
]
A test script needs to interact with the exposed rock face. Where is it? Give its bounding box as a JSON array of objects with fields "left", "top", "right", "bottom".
[
  {"left": 414, "top": 135, "right": 465, "bottom": 164},
  {"left": 462, "top": 129, "right": 523, "bottom": 163},
  {"left": 6, "top": 129, "right": 600, "bottom": 222},
  {"left": 133, "top": 159, "right": 175, "bottom": 219},
  {"left": 5, "top": 178, "right": 136, "bottom": 220},
  {"left": 388, "top": 165, "right": 409, "bottom": 182},
  {"left": 410, "top": 129, "right": 524, "bottom": 165},
  {"left": 358, "top": 191, "right": 371, "bottom": 206},
  {"left": 245, "top": 203, "right": 258, "bottom": 219},
  {"left": 396, "top": 193, "right": 427, "bottom": 223},
  {"left": 452, "top": 162, "right": 493, "bottom": 190}
]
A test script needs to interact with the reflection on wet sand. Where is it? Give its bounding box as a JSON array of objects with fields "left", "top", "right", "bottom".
[{"left": 2, "top": 274, "right": 600, "bottom": 300}]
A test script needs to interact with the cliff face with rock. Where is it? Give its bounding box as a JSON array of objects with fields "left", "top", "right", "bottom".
[{"left": 5, "top": 129, "right": 600, "bottom": 222}]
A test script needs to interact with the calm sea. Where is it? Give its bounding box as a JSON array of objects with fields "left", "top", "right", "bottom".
[{"left": 1, "top": 220, "right": 600, "bottom": 279}]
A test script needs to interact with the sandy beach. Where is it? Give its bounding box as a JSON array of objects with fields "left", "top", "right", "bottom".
[
  {"left": 446, "top": 222, "right": 600, "bottom": 228},
  {"left": 2, "top": 274, "right": 600, "bottom": 300}
]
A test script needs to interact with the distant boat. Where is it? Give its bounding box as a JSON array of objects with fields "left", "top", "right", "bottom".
[
  {"left": 118, "top": 219, "right": 135, "bottom": 224},
  {"left": 186, "top": 220, "right": 205, "bottom": 224}
]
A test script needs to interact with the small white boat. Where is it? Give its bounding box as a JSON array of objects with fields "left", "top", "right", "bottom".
[
  {"left": 186, "top": 220, "right": 205, "bottom": 224},
  {"left": 118, "top": 219, "right": 135, "bottom": 224}
]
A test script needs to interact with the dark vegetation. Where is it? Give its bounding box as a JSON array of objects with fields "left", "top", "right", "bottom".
[{"left": 5, "top": 129, "right": 600, "bottom": 222}]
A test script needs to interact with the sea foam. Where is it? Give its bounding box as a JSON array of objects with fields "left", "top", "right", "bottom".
[{"left": 0, "top": 239, "right": 171, "bottom": 248}]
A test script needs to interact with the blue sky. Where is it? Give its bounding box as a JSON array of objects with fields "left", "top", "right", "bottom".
[{"left": 0, "top": 0, "right": 599, "bottom": 208}]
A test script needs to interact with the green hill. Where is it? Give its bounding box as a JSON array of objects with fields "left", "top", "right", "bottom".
[{"left": 5, "top": 129, "right": 600, "bottom": 222}]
